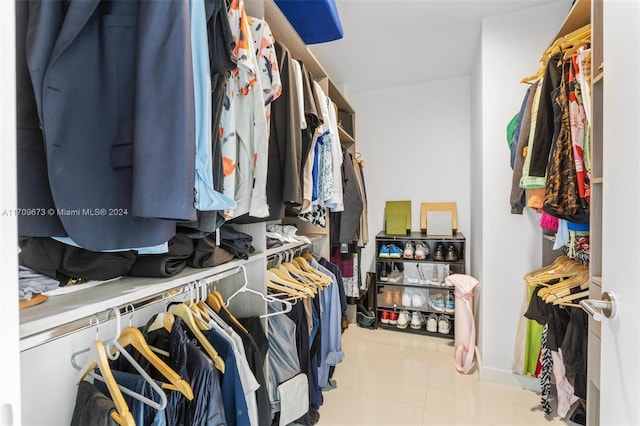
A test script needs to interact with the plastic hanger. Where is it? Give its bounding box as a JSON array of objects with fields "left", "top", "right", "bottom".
[
  {"left": 206, "top": 289, "right": 249, "bottom": 334},
  {"left": 225, "top": 266, "right": 293, "bottom": 318},
  {"left": 71, "top": 317, "right": 135, "bottom": 426}
]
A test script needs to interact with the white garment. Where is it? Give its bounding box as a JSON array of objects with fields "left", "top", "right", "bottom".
[
  {"left": 291, "top": 60, "right": 307, "bottom": 131},
  {"left": 325, "top": 97, "right": 344, "bottom": 212}
]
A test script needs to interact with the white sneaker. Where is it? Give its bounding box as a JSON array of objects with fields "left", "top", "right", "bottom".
[
  {"left": 397, "top": 310, "right": 410, "bottom": 329},
  {"left": 410, "top": 312, "right": 425, "bottom": 329},
  {"left": 426, "top": 314, "right": 438, "bottom": 333},
  {"left": 411, "top": 290, "right": 427, "bottom": 308},
  {"left": 402, "top": 290, "right": 412, "bottom": 307},
  {"left": 438, "top": 315, "right": 451, "bottom": 334}
]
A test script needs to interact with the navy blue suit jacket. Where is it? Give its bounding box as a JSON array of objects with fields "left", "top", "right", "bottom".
[{"left": 17, "top": 0, "right": 197, "bottom": 251}]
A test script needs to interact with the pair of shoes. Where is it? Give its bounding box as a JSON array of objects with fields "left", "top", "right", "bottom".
[
  {"left": 438, "top": 315, "right": 451, "bottom": 334},
  {"left": 402, "top": 289, "right": 427, "bottom": 308},
  {"left": 445, "top": 245, "right": 459, "bottom": 262},
  {"left": 426, "top": 313, "right": 438, "bottom": 332},
  {"left": 380, "top": 244, "right": 403, "bottom": 258},
  {"left": 380, "top": 310, "right": 399, "bottom": 325},
  {"left": 444, "top": 293, "right": 455, "bottom": 313},
  {"left": 397, "top": 310, "right": 411, "bottom": 329},
  {"left": 428, "top": 294, "right": 445, "bottom": 312},
  {"left": 410, "top": 312, "right": 425, "bottom": 329},
  {"left": 414, "top": 242, "right": 430, "bottom": 260}
]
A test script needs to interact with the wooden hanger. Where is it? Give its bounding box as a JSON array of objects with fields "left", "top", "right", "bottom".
[
  {"left": 267, "top": 279, "right": 309, "bottom": 299},
  {"left": 206, "top": 290, "right": 249, "bottom": 334},
  {"left": 73, "top": 312, "right": 173, "bottom": 419},
  {"left": 112, "top": 326, "right": 194, "bottom": 400},
  {"left": 168, "top": 303, "right": 225, "bottom": 373},
  {"left": 521, "top": 65, "right": 546, "bottom": 84},
  {"left": 293, "top": 257, "right": 332, "bottom": 287},
  {"left": 553, "top": 289, "right": 589, "bottom": 306},
  {"left": 267, "top": 269, "right": 315, "bottom": 296},
  {"left": 540, "top": 270, "right": 589, "bottom": 303},
  {"left": 77, "top": 340, "right": 135, "bottom": 426}
]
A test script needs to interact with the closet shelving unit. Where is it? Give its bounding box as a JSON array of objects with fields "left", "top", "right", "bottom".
[
  {"left": 374, "top": 231, "right": 465, "bottom": 338},
  {"left": 18, "top": 0, "right": 358, "bottom": 424}
]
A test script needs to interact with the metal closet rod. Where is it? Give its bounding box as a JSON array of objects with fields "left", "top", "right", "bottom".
[{"left": 24, "top": 266, "right": 244, "bottom": 350}]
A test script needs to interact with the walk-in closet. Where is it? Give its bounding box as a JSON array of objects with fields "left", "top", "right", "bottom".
[{"left": 3, "top": 0, "right": 640, "bottom": 425}]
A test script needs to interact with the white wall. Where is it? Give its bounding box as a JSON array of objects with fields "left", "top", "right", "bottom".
[
  {"left": 470, "top": 35, "right": 484, "bottom": 361},
  {"left": 351, "top": 78, "right": 471, "bottom": 278},
  {"left": 0, "top": 1, "right": 21, "bottom": 425},
  {"left": 472, "top": 1, "right": 571, "bottom": 380}
]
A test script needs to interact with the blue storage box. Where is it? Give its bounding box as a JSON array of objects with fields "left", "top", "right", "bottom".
[{"left": 274, "top": 0, "right": 344, "bottom": 44}]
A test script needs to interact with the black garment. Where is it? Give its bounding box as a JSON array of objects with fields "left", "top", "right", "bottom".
[
  {"left": 523, "top": 285, "right": 572, "bottom": 352},
  {"left": 285, "top": 302, "right": 313, "bottom": 425},
  {"left": 330, "top": 148, "right": 364, "bottom": 244},
  {"left": 18, "top": 237, "right": 137, "bottom": 283},
  {"left": 220, "top": 313, "right": 271, "bottom": 426},
  {"left": 219, "top": 225, "right": 254, "bottom": 260},
  {"left": 71, "top": 381, "right": 118, "bottom": 426},
  {"left": 562, "top": 308, "right": 588, "bottom": 399},
  {"left": 128, "top": 233, "right": 194, "bottom": 277},
  {"left": 264, "top": 42, "right": 303, "bottom": 220},
  {"left": 528, "top": 54, "right": 563, "bottom": 178},
  {"left": 111, "top": 317, "right": 226, "bottom": 426}
]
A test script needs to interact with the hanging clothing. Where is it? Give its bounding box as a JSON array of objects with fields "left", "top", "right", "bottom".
[
  {"left": 71, "top": 381, "right": 118, "bottom": 426},
  {"left": 510, "top": 85, "right": 535, "bottom": 214}
]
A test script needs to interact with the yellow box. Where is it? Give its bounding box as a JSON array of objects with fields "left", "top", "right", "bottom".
[
  {"left": 385, "top": 201, "right": 411, "bottom": 234},
  {"left": 421, "top": 202, "right": 458, "bottom": 233}
]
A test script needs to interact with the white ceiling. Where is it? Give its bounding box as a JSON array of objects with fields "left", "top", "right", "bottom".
[{"left": 308, "top": 0, "right": 568, "bottom": 93}]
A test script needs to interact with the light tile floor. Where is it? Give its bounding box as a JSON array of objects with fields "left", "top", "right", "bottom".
[{"left": 317, "top": 326, "right": 580, "bottom": 426}]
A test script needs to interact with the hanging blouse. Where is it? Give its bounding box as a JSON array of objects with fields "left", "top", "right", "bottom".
[{"left": 220, "top": 0, "right": 256, "bottom": 218}]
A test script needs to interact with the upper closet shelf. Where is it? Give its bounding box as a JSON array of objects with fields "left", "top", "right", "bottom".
[
  {"left": 547, "top": 0, "right": 591, "bottom": 46},
  {"left": 19, "top": 256, "right": 256, "bottom": 350}
]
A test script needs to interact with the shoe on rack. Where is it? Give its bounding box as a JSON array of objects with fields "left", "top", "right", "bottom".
[
  {"left": 411, "top": 289, "right": 427, "bottom": 308},
  {"left": 430, "top": 264, "right": 440, "bottom": 285},
  {"left": 434, "top": 243, "right": 445, "bottom": 261},
  {"left": 380, "top": 310, "right": 390, "bottom": 324},
  {"left": 388, "top": 244, "right": 403, "bottom": 259},
  {"left": 379, "top": 263, "right": 389, "bottom": 281},
  {"left": 445, "top": 293, "right": 455, "bottom": 313},
  {"left": 410, "top": 312, "right": 425, "bottom": 329},
  {"left": 389, "top": 311, "right": 399, "bottom": 325},
  {"left": 397, "top": 310, "right": 410, "bottom": 329},
  {"left": 445, "top": 244, "right": 459, "bottom": 262},
  {"left": 426, "top": 313, "right": 438, "bottom": 333},
  {"left": 428, "top": 294, "right": 445, "bottom": 312},
  {"left": 402, "top": 289, "right": 413, "bottom": 307},
  {"left": 403, "top": 242, "right": 415, "bottom": 259},
  {"left": 379, "top": 245, "right": 390, "bottom": 258},
  {"left": 438, "top": 315, "right": 451, "bottom": 335},
  {"left": 414, "top": 242, "right": 430, "bottom": 260}
]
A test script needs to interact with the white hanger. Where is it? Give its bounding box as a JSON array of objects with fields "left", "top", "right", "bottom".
[
  {"left": 100, "top": 309, "right": 169, "bottom": 410},
  {"left": 225, "top": 265, "right": 293, "bottom": 318}
]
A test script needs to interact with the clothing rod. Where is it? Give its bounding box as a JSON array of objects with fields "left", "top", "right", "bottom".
[{"left": 20, "top": 266, "right": 244, "bottom": 351}]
